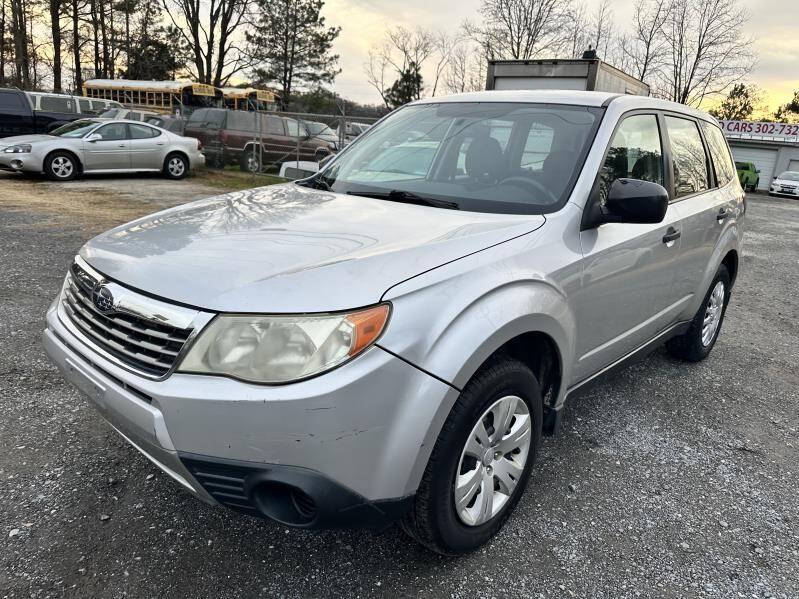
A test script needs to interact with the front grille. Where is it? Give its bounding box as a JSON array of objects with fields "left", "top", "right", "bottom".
[
  {"left": 61, "top": 262, "right": 193, "bottom": 377},
  {"left": 181, "top": 458, "right": 259, "bottom": 515}
]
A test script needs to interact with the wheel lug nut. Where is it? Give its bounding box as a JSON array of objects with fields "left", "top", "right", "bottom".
[{"left": 494, "top": 451, "right": 502, "bottom": 460}]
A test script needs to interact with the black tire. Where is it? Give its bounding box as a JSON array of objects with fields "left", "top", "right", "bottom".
[
  {"left": 401, "top": 357, "right": 542, "bottom": 555},
  {"left": 240, "top": 148, "right": 262, "bottom": 173},
  {"left": 666, "top": 265, "right": 731, "bottom": 362},
  {"left": 163, "top": 153, "right": 188, "bottom": 180},
  {"left": 44, "top": 151, "right": 78, "bottom": 181}
]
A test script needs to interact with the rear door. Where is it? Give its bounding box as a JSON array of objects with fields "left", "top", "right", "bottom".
[
  {"left": 129, "top": 123, "right": 166, "bottom": 169},
  {"left": 0, "top": 90, "right": 34, "bottom": 137},
  {"left": 574, "top": 112, "right": 684, "bottom": 382},
  {"left": 83, "top": 122, "right": 130, "bottom": 170},
  {"left": 670, "top": 119, "right": 740, "bottom": 314}
]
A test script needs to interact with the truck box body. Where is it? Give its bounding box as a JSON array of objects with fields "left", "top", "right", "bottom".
[{"left": 486, "top": 59, "right": 650, "bottom": 96}]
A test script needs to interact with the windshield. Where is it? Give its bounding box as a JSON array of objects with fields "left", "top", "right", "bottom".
[
  {"left": 306, "top": 122, "right": 335, "bottom": 136},
  {"left": 50, "top": 120, "right": 100, "bottom": 137},
  {"left": 777, "top": 171, "right": 799, "bottom": 181},
  {"left": 311, "top": 103, "right": 602, "bottom": 214}
]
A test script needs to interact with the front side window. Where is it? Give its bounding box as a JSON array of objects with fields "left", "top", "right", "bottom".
[
  {"left": 129, "top": 124, "right": 160, "bottom": 139},
  {"left": 598, "top": 114, "right": 664, "bottom": 203},
  {"left": 311, "top": 102, "right": 601, "bottom": 214},
  {"left": 266, "top": 116, "right": 285, "bottom": 135},
  {"left": 665, "top": 116, "right": 709, "bottom": 198},
  {"left": 95, "top": 123, "right": 128, "bottom": 141},
  {"left": 701, "top": 122, "right": 735, "bottom": 187}
]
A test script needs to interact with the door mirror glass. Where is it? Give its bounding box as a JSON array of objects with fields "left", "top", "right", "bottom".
[
  {"left": 85, "top": 133, "right": 102, "bottom": 143},
  {"left": 604, "top": 178, "right": 668, "bottom": 224}
]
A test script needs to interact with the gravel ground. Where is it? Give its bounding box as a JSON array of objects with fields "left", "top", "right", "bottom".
[{"left": 1, "top": 183, "right": 797, "bottom": 598}]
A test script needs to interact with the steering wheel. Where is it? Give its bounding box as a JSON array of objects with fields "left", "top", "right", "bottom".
[{"left": 498, "top": 176, "right": 559, "bottom": 205}]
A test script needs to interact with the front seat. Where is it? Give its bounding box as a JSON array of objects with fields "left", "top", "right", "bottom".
[{"left": 465, "top": 134, "right": 504, "bottom": 183}]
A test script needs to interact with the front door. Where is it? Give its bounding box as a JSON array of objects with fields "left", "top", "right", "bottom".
[
  {"left": 83, "top": 123, "right": 130, "bottom": 170},
  {"left": 572, "top": 113, "right": 685, "bottom": 383},
  {"left": 128, "top": 123, "right": 165, "bottom": 170}
]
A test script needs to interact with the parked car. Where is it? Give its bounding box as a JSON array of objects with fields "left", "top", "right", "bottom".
[
  {"left": 278, "top": 159, "right": 320, "bottom": 180},
  {"left": 42, "top": 91, "right": 743, "bottom": 554},
  {"left": 182, "top": 108, "right": 334, "bottom": 171},
  {"left": 99, "top": 108, "right": 160, "bottom": 122},
  {"left": 337, "top": 120, "right": 371, "bottom": 144},
  {"left": 735, "top": 161, "right": 760, "bottom": 191},
  {"left": 768, "top": 171, "right": 799, "bottom": 197},
  {"left": 0, "top": 118, "right": 204, "bottom": 180},
  {"left": 0, "top": 89, "right": 95, "bottom": 138},
  {"left": 302, "top": 119, "right": 340, "bottom": 149},
  {"left": 145, "top": 115, "right": 187, "bottom": 135}
]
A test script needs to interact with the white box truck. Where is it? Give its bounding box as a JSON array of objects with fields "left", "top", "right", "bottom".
[{"left": 485, "top": 54, "right": 650, "bottom": 96}]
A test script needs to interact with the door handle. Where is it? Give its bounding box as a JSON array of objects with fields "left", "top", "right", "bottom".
[
  {"left": 717, "top": 208, "right": 730, "bottom": 221},
  {"left": 662, "top": 227, "right": 681, "bottom": 244},
  {"left": 117, "top": 144, "right": 126, "bottom": 148}
]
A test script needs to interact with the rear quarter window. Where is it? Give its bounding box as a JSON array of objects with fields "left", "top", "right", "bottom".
[
  {"left": 701, "top": 122, "right": 736, "bottom": 187},
  {"left": 39, "top": 95, "right": 76, "bottom": 113}
]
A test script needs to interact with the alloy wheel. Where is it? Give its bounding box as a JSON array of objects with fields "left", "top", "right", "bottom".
[
  {"left": 701, "top": 280, "right": 725, "bottom": 346},
  {"left": 168, "top": 157, "right": 185, "bottom": 177},
  {"left": 51, "top": 156, "right": 73, "bottom": 179},
  {"left": 454, "top": 395, "right": 531, "bottom": 526}
]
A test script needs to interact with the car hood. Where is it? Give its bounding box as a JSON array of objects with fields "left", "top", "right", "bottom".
[
  {"left": 81, "top": 184, "right": 544, "bottom": 313},
  {"left": 0, "top": 134, "right": 55, "bottom": 146}
]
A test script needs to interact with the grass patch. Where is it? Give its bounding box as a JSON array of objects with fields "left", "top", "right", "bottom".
[{"left": 193, "top": 167, "right": 287, "bottom": 191}]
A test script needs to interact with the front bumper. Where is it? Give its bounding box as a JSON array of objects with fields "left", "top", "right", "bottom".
[
  {"left": 0, "top": 152, "right": 43, "bottom": 173},
  {"left": 43, "top": 299, "right": 457, "bottom": 528}
]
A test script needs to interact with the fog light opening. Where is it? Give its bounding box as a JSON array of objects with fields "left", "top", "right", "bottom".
[
  {"left": 252, "top": 481, "right": 318, "bottom": 526},
  {"left": 10, "top": 160, "right": 22, "bottom": 169}
]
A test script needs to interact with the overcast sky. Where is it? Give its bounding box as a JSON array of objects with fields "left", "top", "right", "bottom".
[{"left": 321, "top": 0, "right": 799, "bottom": 114}]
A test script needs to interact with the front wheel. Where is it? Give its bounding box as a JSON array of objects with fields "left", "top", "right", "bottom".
[
  {"left": 163, "top": 154, "right": 188, "bottom": 180},
  {"left": 666, "top": 265, "right": 731, "bottom": 361},
  {"left": 44, "top": 151, "right": 78, "bottom": 181},
  {"left": 240, "top": 149, "right": 262, "bottom": 173},
  {"left": 401, "top": 357, "right": 542, "bottom": 555}
]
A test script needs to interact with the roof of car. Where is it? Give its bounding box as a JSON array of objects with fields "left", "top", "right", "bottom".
[{"left": 412, "top": 90, "right": 717, "bottom": 123}]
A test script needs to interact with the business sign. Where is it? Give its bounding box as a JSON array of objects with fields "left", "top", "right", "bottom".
[{"left": 718, "top": 120, "right": 799, "bottom": 141}]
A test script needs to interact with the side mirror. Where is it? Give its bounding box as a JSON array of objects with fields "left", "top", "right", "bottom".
[
  {"left": 85, "top": 133, "right": 102, "bottom": 143},
  {"left": 584, "top": 178, "right": 668, "bottom": 229},
  {"left": 756, "top": 169, "right": 761, "bottom": 173}
]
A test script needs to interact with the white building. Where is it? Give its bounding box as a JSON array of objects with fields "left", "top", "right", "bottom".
[{"left": 719, "top": 120, "right": 799, "bottom": 190}]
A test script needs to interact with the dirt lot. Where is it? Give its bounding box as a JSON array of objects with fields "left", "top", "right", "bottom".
[{"left": 0, "top": 176, "right": 797, "bottom": 598}]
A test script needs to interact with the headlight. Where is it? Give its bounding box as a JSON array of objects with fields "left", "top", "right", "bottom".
[
  {"left": 4, "top": 144, "right": 31, "bottom": 153},
  {"left": 179, "top": 304, "right": 390, "bottom": 383}
]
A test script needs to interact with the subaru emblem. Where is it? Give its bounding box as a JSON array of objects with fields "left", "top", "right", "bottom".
[{"left": 92, "top": 282, "right": 115, "bottom": 314}]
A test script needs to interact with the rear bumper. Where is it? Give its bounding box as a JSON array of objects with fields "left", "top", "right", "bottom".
[{"left": 42, "top": 297, "right": 456, "bottom": 528}]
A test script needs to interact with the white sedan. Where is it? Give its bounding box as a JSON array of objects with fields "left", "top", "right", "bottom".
[
  {"left": 769, "top": 171, "right": 799, "bottom": 198},
  {"left": 0, "top": 119, "right": 205, "bottom": 181}
]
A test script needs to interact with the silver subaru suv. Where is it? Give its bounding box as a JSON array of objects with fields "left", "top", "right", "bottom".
[{"left": 43, "top": 91, "right": 743, "bottom": 554}]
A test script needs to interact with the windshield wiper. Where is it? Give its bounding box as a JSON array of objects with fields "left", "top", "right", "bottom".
[
  {"left": 296, "top": 176, "right": 330, "bottom": 191},
  {"left": 346, "top": 189, "right": 460, "bottom": 210}
]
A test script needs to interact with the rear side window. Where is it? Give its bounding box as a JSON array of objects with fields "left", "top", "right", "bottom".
[
  {"left": 189, "top": 108, "right": 208, "bottom": 123},
  {"left": 129, "top": 124, "right": 160, "bottom": 139},
  {"left": 0, "top": 92, "right": 26, "bottom": 110},
  {"left": 78, "top": 98, "right": 91, "bottom": 112},
  {"left": 206, "top": 110, "right": 226, "bottom": 127},
  {"left": 228, "top": 111, "right": 256, "bottom": 131},
  {"left": 40, "top": 95, "right": 75, "bottom": 113},
  {"left": 665, "top": 116, "right": 709, "bottom": 198},
  {"left": 599, "top": 114, "right": 664, "bottom": 203},
  {"left": 701, "top": 122, "right": 736, "bottom": 187}
]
